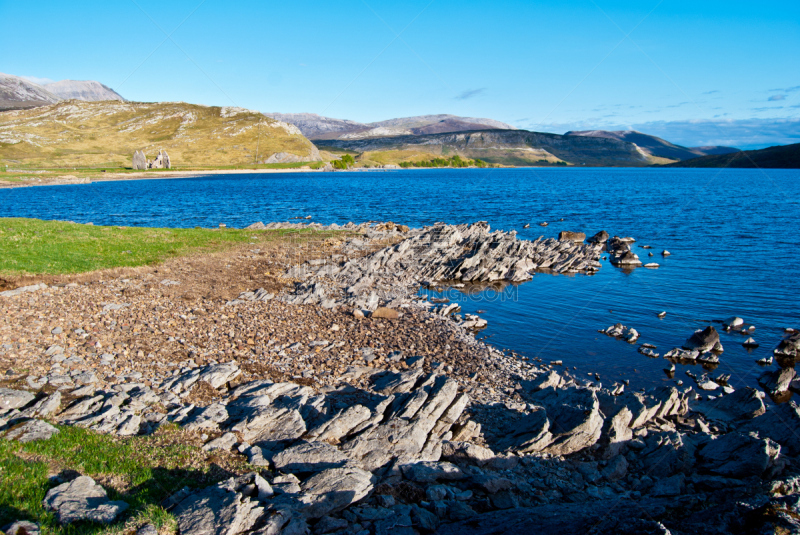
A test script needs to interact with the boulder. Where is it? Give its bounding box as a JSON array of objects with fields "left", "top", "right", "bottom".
[
  {"left": 3, "top": 419, "right": 60, "bottom": 443},
  {"left": 557, "top": 231, "right": 586, "bottom": 242},
  {"left": 43, "top": 476, "right": 129, "bottom": 524},
  {"left": 0, "top": 388, "right": 35, "bottom": 410},
  {"left": 298, "top": 467, "right": 375, "bottom": 518},
  {"left": 682, "top": 326, "right": 720, "bottom": 352},
  {"left": 758, "top": 367, "right": 796, "bottom": 396},
  {"left": 587, "top": 230, "right": 609, "bottom": 244},
  {"left": 774, "top": 330, "right": 800, "bottom": 359},
  {"left": 610, "top": 251, "right": 642, "bottom": 267}
]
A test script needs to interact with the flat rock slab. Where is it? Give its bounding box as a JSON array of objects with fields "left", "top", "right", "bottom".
[
  {"left": 0, "top": 388, "right": 35, "bottom": 410},
  {"left": 299, "top": 467, "right": 375, "bottom": 518},
  {"left": 174, "top": 485, "right": 263, "bottom": 535},
  {"left": 272, "top": 440, "right": 354, "bottom": 473},
  {"left": 43, "top": 476, "right": 128, "bottom": 524},
  {"left": 4, "top": 419, "right": 60, "bottom": 443}
]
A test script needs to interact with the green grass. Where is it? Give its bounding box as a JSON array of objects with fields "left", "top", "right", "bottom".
[
  {"left": 0, "top": 424, "right": 250, "bottom": 534},
  {"left": 0, "top": 217, "right": 341, "bottom": 276}
]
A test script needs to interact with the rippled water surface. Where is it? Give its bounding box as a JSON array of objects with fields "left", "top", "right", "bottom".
[{"left": 2, "top": 168, "right": 799, "bottom": 393}]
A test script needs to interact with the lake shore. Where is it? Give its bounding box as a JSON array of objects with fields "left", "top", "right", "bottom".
[{"left": 2, "top": 219, "right": 799, "bottom": 534}]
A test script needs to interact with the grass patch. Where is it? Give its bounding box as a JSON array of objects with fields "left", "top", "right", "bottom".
[
  {"left": 0, "top": 424, "right": 252, "bottom": 534},
  {"left": 0, "top": 217, "right": 342, "bottom": 276}
]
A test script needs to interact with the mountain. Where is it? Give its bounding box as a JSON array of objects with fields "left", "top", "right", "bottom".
[
  {"left": 263, "top": 112, "right": 514, "bottom": 140},
  {"left": 565, "top": 130, "right": 739, "bottom": 162},
  {"left": 0, "top": 72, "right": 61, "bottom": 111},
  {"left": 263, "top": 113, "right": 370, "bottom": 140},
  {"left": 0, "top": 101, "right": 321, "bottom": 168},
  {"left": 44, "top": 80, "right": 125, "bottom": 102},
  {"left": 663, "top": 143, "right": 800, "bottom": 169},
  {"left": 317, "top": 129, "right": 658, "bottom": 167}
]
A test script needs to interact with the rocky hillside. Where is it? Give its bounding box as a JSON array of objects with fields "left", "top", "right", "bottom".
[
  {"left": 566, "top": 130, "right": 739, "bottom": 162},
  {"left": 664, "top": 142, "right": 800, "bottom": 169},
  {"left": 0, "top": 73, "right": 61, "bottom": 111},
  {"left": 318, "top": 129, "right": 657, "bottom": 167},
  {"left": 0, "top": 101, "right": 321, "bottom": 168},
  {"left": 264, "top": 113, "right": 514, "bottom": 140},
  {"left": 44, "top": 80, "right": 125, "bottom": 102}
]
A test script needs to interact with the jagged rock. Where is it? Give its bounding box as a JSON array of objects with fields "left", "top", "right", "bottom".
[
  {"left": 493, "top": 407, "right": 552, "bottom": 454},
  {"left": 682, "top": 326, "right": 720, "bottom": 352},
  {"left": 698, "top": 432, "right": 781, "bottom": 478},
  {"left": 272, "top": 441, "right": 354, "bottom": 473},
  {"left": 306, "top": 404, "right": 372, "bottom": 443},
  {"left": 174, "top": 484, "right": 264, "bottom": 535},
  {"left": 739, "top": 402, "right": 800, "bottom": 457},
  {"left": 774, "top": 329, "right": 800, "bottom": 359},
  {"left": 0, "top": 388, "right": 35, "bottom": 410},
  {"left": 298, "top": 467, "right": 375, "bottom": 518},
  {"left": 43, "top": 476, "right": 129, "bottom": 524},
  {"left": 650, "top": 473, "right": 685, "bottom": 496},
  {"left": 693, "top": 387, "right": 766, "bottom": 423},
  {"left": 602, "top": 455, "right": 628, "bottom": 481},
  {"left": 529, "top": 387, "right": 604, "bottom": 455},
  {"left": 3, "top": 419, "right": 60, "bottom": 443},
  {"left": 758, "top": 367, "right": 796, "bottom": 396},
  {"left": 526, "top": 370, "right": 563, "bottom": 391}
]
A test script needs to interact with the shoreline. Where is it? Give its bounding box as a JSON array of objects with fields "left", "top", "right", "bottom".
[{"left": 1, "top": 221, "right": 799, "bottom": 534}]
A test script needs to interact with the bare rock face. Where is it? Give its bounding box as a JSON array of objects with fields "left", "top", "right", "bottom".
[
  {"left": 132, "top": 150, "right": 146, "bottom": 170},
  {"left": 264, "top": 152, "right": 304, "bottom": 164},
  {"left": 43, "top": 476, "right": 129, "bottom": 524}
]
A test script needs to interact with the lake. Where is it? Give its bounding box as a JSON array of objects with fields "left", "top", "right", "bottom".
[{"left": 2, "top": 168, "right": 798, "bottom": 395}]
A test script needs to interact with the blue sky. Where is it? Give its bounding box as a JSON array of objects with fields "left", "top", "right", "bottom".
[{"left": 3, "top": 0, "right": 799, "bottom": 148}]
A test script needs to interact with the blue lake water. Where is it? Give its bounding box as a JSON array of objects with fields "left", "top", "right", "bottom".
[{"left": 2, "top": 168, "right": 799, "bottom": 394}]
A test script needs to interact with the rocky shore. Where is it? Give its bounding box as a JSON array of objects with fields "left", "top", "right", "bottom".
[{"left": 2, "top": 222, "right": 799, "bottom": 535}]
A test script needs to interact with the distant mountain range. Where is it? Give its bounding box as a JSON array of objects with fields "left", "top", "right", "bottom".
[
  {"left": 318, "top": 129, "right": 658, "bottom": 167},
  {"left": 263, "top": 112, "right": 513, "bottom": 140},
  {"left": 565, "top": 130, "right": 739, "bottom": 162},
  {"left": 0, "top": 73, "right": 125, "bottom": 111},
  {"left": 664, "top": 143, "right": 800, "bottom": 169}
]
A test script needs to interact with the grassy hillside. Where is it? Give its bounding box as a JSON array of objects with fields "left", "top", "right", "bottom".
[
  {"left": 663, "top": 143, "right": 800, "bottom": 169},
  {"left": 0, "top": 101, "right": 321, "bottom": 169}
]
